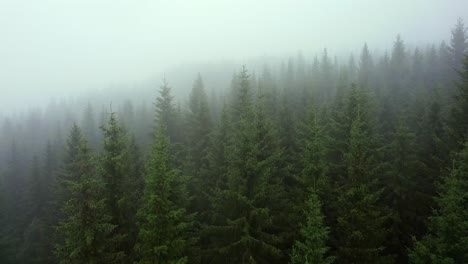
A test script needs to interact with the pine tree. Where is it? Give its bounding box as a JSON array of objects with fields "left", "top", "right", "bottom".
[
  {"left": 291, "top": 190, "right": 334, "bottom": 264},
  {"left": 253, "top": 78, "right": 289, "bottom": 262},
  {"left": 186, "top": 74, "right": 213, "bottom": 214},
  {"left": 134, "top": 126, "right": 191, "bottom": 264},
  {"left": 82, "top": 102, "right": 99, "bottom": 149},
  {"left": 390, "top": 35, "right": 409, "bottom": 101},
  {"left": 18, "top": 141, "right": 59, "bottom": 264},
  {"left": 99, "top": 112, "right": 130, "bottom": 262},
  {"left": 205, "top": 66, "right": 282, "bottom": 263},
  {"left": 300, "top": 104, "right": 328, "bottom": 193},
  {"left": 448, "top": 55, "right": 468, "bottom": 151},
  {"left": 414, "top": 92, "right": 450, "bottom": 237},
  {"left": 198, "top": 103, "right": 231, "bottom": 261},
  {"left": 123, "top": 135, "right": 145, "bottom": 261},
  {"left": 296, "top": 103, "right": 338, "bottom": 251},
  {"left": 320, "top": 49, "right": 334, "bottom": 100},
  {"left": 204, "top": 102, "right": 230, "bottom": 193},
  {"left": 358, "top": 43, "right": 373, "bottom": 88},
  {"left": 409, "top": 141, "right": 468, "bottom": 263},
  {"left": 383, "top": 116, "right": 420, "bottom": 262},
  {"left": 155, "top": 79, "right": 178, "bottom": 143},
  {"left": 187, "top": 75, "right": 212, "bottom": 167},
  {"left": 18, "top": 156, "right": 50, "bottom": 264},
  {"left": 55, "top": 124, "right": 116, "bottom": 264},
  {"left": 0, "top": 141, "right": 26, "bottom": 263},
  {"left": 278, "top": 92, "right": 301, "bottom": 190},
  {"left": 448, "top": 18, "right": 468, "bottom": 73},
  {"left": 334, "top": 86, "right": 390, "bottom": 263},
  {"left": 57, "top": 124, "right": 84, "bottom": 202}
]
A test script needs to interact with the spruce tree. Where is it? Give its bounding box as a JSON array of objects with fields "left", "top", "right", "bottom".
[
  {"left": 186, "top": 74, "right": 213, "bottom": 215},
  {"left": 334, "top": 86, "right": 390, "bottom": 263},
  {"left": 358, "top": 43, "right": 373, "bottom": 88},
  {"left": 0, "top": 141, "right": 26, "bottom": 263},
  {"left": 409, "top": 141, "right": 468, "bottom": 263},
  {"left": 99, "top": 112, "right": 130, "bottom": 262},
  {"left": 134, "top": 126, "right": 191, "bottom": 264},
  {"left": 82, "top": 102, "right": 99, "bottom": 149},
  {"left": 205, "top": 66, "right": 282, "bottom": 263},
  {"left": 448, "top": 55, "right": 468, "bottom": 151},
  {"left": 291, "top": 190, "right": 334, "bottom": 264},
  {"left": 123, "top": 135, "right": 145, "bottom": 261},
  {"left": 55, "top": 124, "right": 115, "bottom": 264},
  {"left": 18, "top": 156, "right": 49, "bottom": 264},
  {"left": 300, "top": 104, "right": 328, "bottom": 193},
  {"left": 155, "top": 79, "right": 178, "bottom": 143},
  {"left": 384, "top": 116, "right": 419, "bottom": 262},
  {"left": 448, "top": 18, "right": 467, "bottom": 73},
  {"left": 414, "top": 93, "right": 450, "bottom": 238}
]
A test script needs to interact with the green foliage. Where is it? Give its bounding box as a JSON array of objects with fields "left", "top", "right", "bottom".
[
  {"left": 1, "top": 21, "right": 468, "bottom": 264},
  {"left": 334, "top": 87, "right": 390, "bottom": 263},
  {"left": 409, "top": 141, "right": 468, "bottom": 264},
  {"left": 135, "top": 126, "right": 191, "bottom": 264},
  {"left": 291, "top": 190, "right": 334, "bottom": 264},
  {"left": 99, "top": 113, "right": 132, "bottom": 262},
  {"left": 185, "top": 74, "right": 213, "bottom": 216},
  {"left": 155, "top": 79, "right": 179, "bottom": 143},
  {"left": 204, "top": 67, "right": 283, "bottom": 263},
  {"left": 448, "top": 55, "right": 468, "bottom": 150},
  {"left": 448, "top": 18, "right": 468, "bottom": 71},
  {"left": 55, "top": 124, "right": 116, "bottom": 264},
  {"left": 383, "top": 116, "right": 421, "bottom": 262}
]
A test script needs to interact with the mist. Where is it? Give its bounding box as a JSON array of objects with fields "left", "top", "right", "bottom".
[
  {"left": 2, "top": 1, "right": 468, "bottom": 264},
  {"left": 1, "top": 0, "right": 467, "bottom": 112}
]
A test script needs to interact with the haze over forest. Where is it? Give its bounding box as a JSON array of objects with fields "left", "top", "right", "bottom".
[
  {"left": 1, "top": 0, "right": 468, "bottom": 113},
  {"left": 1, "top": 1, "right": 468, "bottom": 264}
]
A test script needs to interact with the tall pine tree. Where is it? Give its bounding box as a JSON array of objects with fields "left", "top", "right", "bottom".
[
  {"left": 55, "top": 124, "right": 115, "bottom": 264},
  {"left": 135, "top": 126, "right": 191, "bottom": 264},
  {"left": 409, "top": 141, "right": 468, "bottom": 263}
]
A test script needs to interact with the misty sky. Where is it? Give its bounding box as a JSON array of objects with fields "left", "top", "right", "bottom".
[{"left": 1, "top": 0, "right": 468, "bottom": 112}]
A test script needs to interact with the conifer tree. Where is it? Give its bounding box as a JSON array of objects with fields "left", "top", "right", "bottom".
[
  {"left": 204, "top": 102, "right": 230, "bottom": 193},
  {"left": 57, "top": 124, "right": 87, "bottom": 203},
  {"left": 134, "top": 126, "right": 191, "bottom": 264},
  {"left": 186, "top": 74, "right": 213, "bottom": 214},
  {"left": 448, "top": 55, "right": 468, "bottom": 151},
  {"left": 334, "top": 86, "right": 390, "bottom": 263},
  {"left": 187, "top": 74, "right": 212, "bottom": 167},
  {"left": 300, "top": 104, "right": 328, "bottom": 193},
  {"left": 390, "top": 35, "right": 408, "bottom": 101},
  {"left": 205, "top": 66, "right": 282, "bottom": 263},
  {"left": 253, "top": 78, "right": 290, "bottom": 262},
  {"left": 99, "top": 112, "right": 129, "bottom": 262},
  {"left": 291, "top": 190, "right": 334, "bottom": 264},
  {"left": 155, "top": 79, "right": 178, "bottom": 143},
  {"left": 82, "top": 102, "right": 99, "bottom": 149},
  {"left": 414, "top": 93, "right": 449, "bottom": 236},
  {"left": 0, "top": 141, "right": 26, "bottom": 262},
  {"left": 358, "top": 43, "right": 373, "bottom": 88},
  {"left": 18, "top": 156, "right": 50, "bottom": 264},
  {"left": 123, "top": 135, "right": 145, "bottom": 261},
  {"left": 384, "top": 116, "right": 420, "bottom": 262},
  {"left": 448, "top": 18, "right": 467, "bottom": 72},
  {"left": 409, "top": 141, "right": 468, "bottom": 264},
  {"left": 55, "top": 124, "right": 115, "bottom": 264}
]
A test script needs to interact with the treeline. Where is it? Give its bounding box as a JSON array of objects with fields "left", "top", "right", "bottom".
[{"left": 1, "top": 20, "right": 468, "bottom": 263}]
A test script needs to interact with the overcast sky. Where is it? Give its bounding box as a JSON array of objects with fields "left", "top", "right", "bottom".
[{"left": 1, "top": 0, "right": 468, "bottom": 112}]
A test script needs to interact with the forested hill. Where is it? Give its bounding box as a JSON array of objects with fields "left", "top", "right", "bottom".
[{"left": 1, "top": 20, "right": 468, "bottom": 264}]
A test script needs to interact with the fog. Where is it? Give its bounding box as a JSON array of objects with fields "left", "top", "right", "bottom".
[
  {"left": 1, "top": 0, "right": 467, "bottom": 113},
  {"left": 3, "top": 1, "right": 468, "bottom": 263}
]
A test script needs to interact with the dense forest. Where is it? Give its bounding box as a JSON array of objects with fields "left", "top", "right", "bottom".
[{"left": 1, "top": 19, "right": 468, "bottom": 264}]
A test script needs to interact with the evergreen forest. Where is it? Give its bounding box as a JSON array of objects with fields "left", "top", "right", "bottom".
[{"left": 1, "top": 19, "right": 468, "bottom": 264}]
